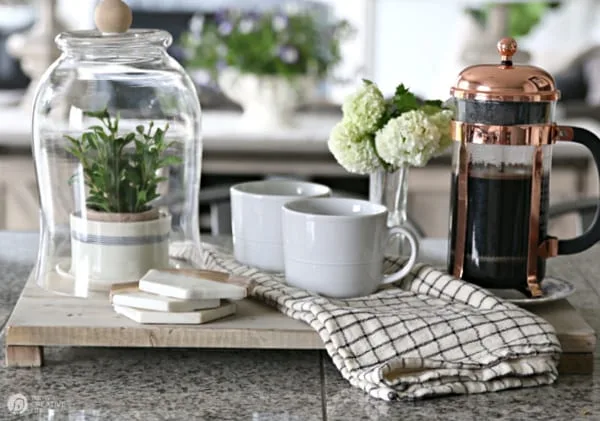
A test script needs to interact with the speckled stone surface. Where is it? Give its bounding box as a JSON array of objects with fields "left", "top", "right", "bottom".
[
  {"left": 1, "top": 232, "right": 599, "bottom": 420},
  {"left": 0, "top": 231, "right": 36, "bottom": 331},
  {"left": 0, "top": 340, "right": 324, "bottom": 421}
]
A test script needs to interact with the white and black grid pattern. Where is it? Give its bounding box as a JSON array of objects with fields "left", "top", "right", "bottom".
[{"left": 171, "top": 243, "right": 562, "bottom": 401}]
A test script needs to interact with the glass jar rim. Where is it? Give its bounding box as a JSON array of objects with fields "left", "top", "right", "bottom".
[{"left": 56, "top": 29, "right": 173, "bottom": 51}]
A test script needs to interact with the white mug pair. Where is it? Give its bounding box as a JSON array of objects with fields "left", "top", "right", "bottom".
[{"left": 230, "top": 180, "right": 418, "bottom": 298}]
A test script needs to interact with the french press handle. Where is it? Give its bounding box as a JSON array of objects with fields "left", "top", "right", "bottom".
[{"left": 556, "top": 127, "right": 600, "bottom": 255}]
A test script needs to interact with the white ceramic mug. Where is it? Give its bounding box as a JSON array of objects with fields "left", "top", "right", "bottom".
[
  {"left": 282, "top": 197, "right": 418, "bottom": 298},
  {"left": 230, "top": 180, "right": 331, "bottom": 272}
]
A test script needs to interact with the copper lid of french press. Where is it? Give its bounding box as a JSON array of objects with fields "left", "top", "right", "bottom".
[{"left": 450, "top": 37, "right": 560, "bottom": 102}]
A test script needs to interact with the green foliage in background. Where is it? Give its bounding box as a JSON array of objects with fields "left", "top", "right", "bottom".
[
  {"left": 65, "top": 110, "right": 181, "bottom": 214},
  {"left": 180, "top": 9, "right": 353, "bottom": 79},
  {"left": 466, "top": 2, "right": 561, "bottom": 38}
]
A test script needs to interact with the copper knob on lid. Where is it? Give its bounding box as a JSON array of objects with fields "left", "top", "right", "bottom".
[{"left": 497, "top": 37, "right": 518, "bottom": 64}]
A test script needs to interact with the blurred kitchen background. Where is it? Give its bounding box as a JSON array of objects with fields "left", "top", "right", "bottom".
[{"left": 0, "top": 0, "right": 599, "bottom": 238}]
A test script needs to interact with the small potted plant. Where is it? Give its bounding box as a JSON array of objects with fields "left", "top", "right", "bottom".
[
  {"left": 181, "top": 9, "right": 352, "bottom": 129},
  {"left": 66, "top": 109, "right": 181, "bottom": 290}
]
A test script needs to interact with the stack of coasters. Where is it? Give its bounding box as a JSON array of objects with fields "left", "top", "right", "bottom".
[{"left": 110, "top": 269, "right": 247, "bottom": 325}]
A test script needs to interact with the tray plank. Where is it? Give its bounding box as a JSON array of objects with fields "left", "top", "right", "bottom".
[
  {"left": 4, "top": 272, "right": 597, "bottom": 372},
  {"left": 6, "top": 275, "right": 319, "bottom": 350}
]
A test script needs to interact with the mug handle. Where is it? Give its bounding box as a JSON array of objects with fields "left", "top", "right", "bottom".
[
  {"left": 556, "top": 127, "right": 600, "bottom": 255},
  {"left": 381, "top": 226, "right": 419, "bottom": 284}
]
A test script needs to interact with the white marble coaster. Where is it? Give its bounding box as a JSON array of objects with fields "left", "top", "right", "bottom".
[
  {"left": 113, "top": 301, "right": 237, "bottom": 324},
  {"left": 112, "top": 290, "right": 220, "bottom": 312},
  {"left": 138, "top": 269, "right": 247, "bottom": 300}
]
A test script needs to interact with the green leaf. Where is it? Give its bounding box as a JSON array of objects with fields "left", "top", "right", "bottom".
[
  {"left": 68, "top": 148, "right": 84, "bottom": 161},
  {"left": 154, "top": 128, "right": 164, "bottom": 146},
  {"left": 392, "top": 84, "right": 419, "bottom": 115},
  {"left": 83, "top": 132, "right": 98, "bottom": 150},
  {"left": 83, "top": 110, "right": 105, "bottom": 119},
  {"left": 423, "top": 99, "right": 443, "bottom": 108},
  {"left": 136, "top": 190, "right": 147, "bottom": 204},
  {"left": 65, "top": 135, "right": 80, "bottom": 145},
  {"left": 89, "top": 125, "right": 106, "bottom": 133}
]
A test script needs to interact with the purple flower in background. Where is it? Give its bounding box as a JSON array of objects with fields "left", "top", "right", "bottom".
[
  {"left": 278, "top": 45, "right": 299, "bottom": 64},
  {"left": 272, "top": 12, "right": 288, "bottom": 32},
  {"left": 218, "top": 21, "right": 233, "bottom": 36}
]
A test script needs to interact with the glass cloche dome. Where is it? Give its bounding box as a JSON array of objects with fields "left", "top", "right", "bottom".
[{"left": 32, "top": 0, "right": 203, "bottom": 297}]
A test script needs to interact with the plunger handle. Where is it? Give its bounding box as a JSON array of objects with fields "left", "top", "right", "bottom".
[
  {"left": 95, "top": 0, "right": 132, "bottom": 34},
  {"left": 557, "top": 127, "right": 600, "bottom": 255}
]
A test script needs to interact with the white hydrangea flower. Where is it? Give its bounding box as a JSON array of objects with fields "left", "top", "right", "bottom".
[
  {"left": 429, "top": 108, "right": 454, "bottom": 153},
  {"left": 341, "top": 80, "right": 386, "bottom": 135},
  {"left": 375, "top": 109, "right": 443, "bottom": 168},
  {"left": 328, "top": 121, "right": 381, "bottom": 174}
]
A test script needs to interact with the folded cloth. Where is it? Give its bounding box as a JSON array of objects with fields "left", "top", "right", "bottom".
[{"left": 170, "top": 242, "right": 562, "bottom": 401}]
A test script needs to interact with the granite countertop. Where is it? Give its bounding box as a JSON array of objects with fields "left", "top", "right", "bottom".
[{"left": 1, "top": 232, "right": 599, "bottom": 420}]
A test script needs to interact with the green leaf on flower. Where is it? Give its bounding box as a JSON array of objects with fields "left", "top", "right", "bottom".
[
  {"left": 382, "top": 83, "right": 421, "bottom": 122},
  {"left": 392, "top": 84, "right": 419, "bottom": 114},
  {"left": 423, "top": 99, "right": 443, "bottom": 108}
]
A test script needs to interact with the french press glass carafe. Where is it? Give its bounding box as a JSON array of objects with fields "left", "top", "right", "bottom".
[{"left": 447, "top": 37, "right": 600, "bottom": 298}]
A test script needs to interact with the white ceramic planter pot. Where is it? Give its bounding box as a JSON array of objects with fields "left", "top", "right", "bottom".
[
  {"left": 218, "top": 68, "right": 317, "bottom": 130},
  {"left": 69, "top": 209, "right": 171, "bottom": 291}
]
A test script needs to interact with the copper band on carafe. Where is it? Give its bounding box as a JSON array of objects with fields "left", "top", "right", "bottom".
[
  {"left": 453, "top": 142, "right": 470, "bottom": 279},
  {"left": 450, "top": 121, "right": 569, "bottom": 296},
  {"left": 526, "top": 146, "right": 544, "bottom": 297},
  {"left": 451, "top": 122, "right": 556, "bottom": 146}
]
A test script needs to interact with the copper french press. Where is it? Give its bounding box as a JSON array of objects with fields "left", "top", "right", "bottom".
[{"left": 447, "top": 37, "right": 600, "bottom": 298}]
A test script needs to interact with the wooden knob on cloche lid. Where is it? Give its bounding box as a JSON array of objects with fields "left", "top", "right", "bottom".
[
  {"left": 94, "top": 0, "right": 133, "bottom": 34},
  {"left": 497, "top": 37, "right": 518, "bottom": 65}
]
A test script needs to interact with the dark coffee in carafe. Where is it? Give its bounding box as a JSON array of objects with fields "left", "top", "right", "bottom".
[{"left": 449, "top": 165, "right": 550, "bottom": 292}]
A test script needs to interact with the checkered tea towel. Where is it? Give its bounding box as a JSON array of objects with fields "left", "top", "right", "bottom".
[{"left": 170, "top": 242, "right": 562, "bottom": 401}]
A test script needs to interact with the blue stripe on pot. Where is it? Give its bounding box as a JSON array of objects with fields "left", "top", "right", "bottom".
[{"left": 71, "top": 231, "right": 170, "bottom": 246}]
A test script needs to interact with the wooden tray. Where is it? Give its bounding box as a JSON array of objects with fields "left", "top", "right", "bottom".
[{"left": 4, "top": 272, "right": 597, "bottom": 374}]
